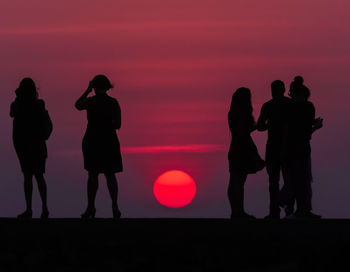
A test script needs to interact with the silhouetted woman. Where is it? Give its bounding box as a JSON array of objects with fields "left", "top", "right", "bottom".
[
  {"left": 75, "top": 75, "right": 122, "bottom": 219},
  {"left": 10, "top": 78, "right": 52, "bottom": 219},
  {"left": 228, "top": 88, "right": 265, "bottom": 219},
  {"left": 279, "top": 76, "right": 322, "bottom": 218}
]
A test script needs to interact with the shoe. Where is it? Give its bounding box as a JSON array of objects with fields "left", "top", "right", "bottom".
[
  {"left": 81, "top": 207, "right": 96, "bottom": 219},
  {"left": 17, "top": 210, "right": 32, "bottom": 219},
  {"left": 112, "top": 207, "right": 121, "bottom": 219},
  {"left": 295, "top": 211, "right": 322, "bottom": 219},
  {"left": 231, "top": 212, "right": 256, "bottom": 219},
  {"left": 40, "top": 209, "right": 49, "bottom": 220}
]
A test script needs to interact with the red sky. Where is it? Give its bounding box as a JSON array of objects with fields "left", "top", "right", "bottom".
[{"left": 0, "top": 0, "right": 349, "bottom": 218}]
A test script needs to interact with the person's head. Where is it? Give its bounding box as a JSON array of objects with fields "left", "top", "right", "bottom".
[
  {"left": 289, "top": 76, "right": 304, "bottom": 98},
  {"left": 271, "top": 80, "right": 285, "bottom": 98},
  {"left": 229, "top": 87, "right": 253, "bottom": 120},
  {"left": 91, "top": 75, "right": 113, "bottom": 94},
  {"left": 289, "top": 76, "right": 310, "bottom": 101},
  {"left": 291, "top": 84, "right": 310, "bottom": 101},
  {"left": 15, "top": 78, "right": 38, "bottom": 101}
]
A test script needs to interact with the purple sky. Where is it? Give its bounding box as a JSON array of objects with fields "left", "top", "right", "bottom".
[{"left": 0, "top": 0, "right": 349, "bottom": 218}]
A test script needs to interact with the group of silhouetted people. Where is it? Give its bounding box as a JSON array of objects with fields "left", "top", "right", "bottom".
[
  {"left": 228, "top": 77, "right": 323, "bottom": 219},
  {"left": 10, "top": 75, "right": 322, "bottom": 219}
]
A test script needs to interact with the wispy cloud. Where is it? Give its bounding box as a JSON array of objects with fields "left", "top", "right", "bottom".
[
  {"left": 123, "top": 144, "right": 225, "bottom": 154},
  {"left": 56, "top": 144, "right": 225, "bottom": 157}
]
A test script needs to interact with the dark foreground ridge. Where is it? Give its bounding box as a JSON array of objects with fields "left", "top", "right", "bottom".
[{"left": 0, "top": 218, "right": 348, "bottom": 271}]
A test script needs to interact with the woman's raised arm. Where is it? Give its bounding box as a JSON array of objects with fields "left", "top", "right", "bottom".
[{"left": 75, "top": 81, "right": 93, "bottom": 110}]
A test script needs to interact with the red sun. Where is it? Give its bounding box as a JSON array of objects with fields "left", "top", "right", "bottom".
[{"left": 153, "top": 170, "right": 197, "bottom": 208}]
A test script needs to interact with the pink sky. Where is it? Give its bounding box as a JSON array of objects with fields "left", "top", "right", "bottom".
[{"left": 0, "top": 0, "right": 349, "bottom": 218}]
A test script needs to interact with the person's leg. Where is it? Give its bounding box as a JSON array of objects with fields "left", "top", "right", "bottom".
[
  {"left": 265, "top": 145, "right": 281, "bottom": 218},
  {"left": 104, "top": 172, "right": 120, "bottom": 217},
  {"left": 281, "top": 163, "right": 295, "bottom": 216},
  {"left": 34, "top": 173, "right": 48, "bottom": 213},
  {"left": 267, "top": 165, "right": 281, "bottom": 217},
  {"left": 87, "top": 171, "right": 99, "bottom": 210},
  {"left": 24, "top": 173, "right": 33, "bottom": 212},
  {"left": 295, "top": 154, "right": 313, "bottom": 214},
  {"left": 17, "top": 173, "right": 33, "bottom": 218},
  {"left": 228, "top": 171, "right": 248, "bottom": 217}
]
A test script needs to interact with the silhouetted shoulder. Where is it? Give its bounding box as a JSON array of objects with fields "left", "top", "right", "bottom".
[
  {"left": 111, "top": 97, "right": 121, "bottom": 109},
  {"left": 263, "top": 96, "right": 292, "bottom": 109},
  {"left": 103, "top": 95, "right": 121, "bottom": 112}
]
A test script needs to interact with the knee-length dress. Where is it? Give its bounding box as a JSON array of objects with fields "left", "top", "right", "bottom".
[
  {"left": 11, "top": 99, "right": 49, "bottom": 174},
  {"left": 228, "top": 113, "right": 265, "bottom": 174},
  {"left": 81, "top": 93, "right": 123, "bottom": 173}
]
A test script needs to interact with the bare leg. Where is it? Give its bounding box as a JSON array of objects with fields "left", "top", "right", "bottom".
[
  {"left": 87, "top": 172, "right": 99, "bottom": 210},
  {"left": 24, "top": 173, "right": 33, "bottom": 212},
  {"left": 104, "top": 172, "right": 119, "bottom": 210},
  {"left": 228, "top": 171, "right": 247, "bottom": 216},
  {"left": 34, "top": 174, "right": 48, "bottom": 212}
]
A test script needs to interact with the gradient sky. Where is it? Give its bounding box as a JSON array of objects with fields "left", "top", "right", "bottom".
[{"left": 0, "top": 0, "right": 349, "bottom": 218}]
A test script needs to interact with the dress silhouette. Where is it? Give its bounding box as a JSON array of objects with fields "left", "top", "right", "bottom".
[
  {"left": 279, "top": 76, "right": 322, "bottom": 219},
  {"left": 257, "top": 80, "right": 295, "bottom": 219},
  {"left": 75, "top": 75, "right": 122, "bottom": 219},
  {"left": 228, "top": 87, "right": 265, "bottom": 219},
  {"left": 10, "top": 78, "right": 52, "bottom": 219}
]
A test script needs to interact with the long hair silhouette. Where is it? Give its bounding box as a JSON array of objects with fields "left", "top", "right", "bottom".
[
  {"left": 229, "top": 87, "right": 254, "bottom": 122},
  {"left": 10, "top": 78, "right": 51, "bottom": 219},
  {"left": 227, "top": 87, "right": 264, "bottom": 219}
]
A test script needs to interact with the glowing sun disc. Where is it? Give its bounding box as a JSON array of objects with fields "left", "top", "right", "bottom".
[{"left": 153, "top": 170, "right": 196, "bottom": 208}]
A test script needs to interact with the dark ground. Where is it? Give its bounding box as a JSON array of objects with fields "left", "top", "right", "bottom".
[{"left": 0, "top": 218, "right": 349, "bottom": 271}]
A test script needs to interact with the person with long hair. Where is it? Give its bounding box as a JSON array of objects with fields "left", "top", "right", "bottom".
[
  {"left": 279, "top": 76, "right": 323, "bottom": 218},
  {"left": 10, "top": 78, "right": 52, "bottom": 219},
  {"left": 228, "top": 87, "right": 265, "bottom": 219},
  {"left": 75, "top": 75, "right": 122, "bottom": 219}
]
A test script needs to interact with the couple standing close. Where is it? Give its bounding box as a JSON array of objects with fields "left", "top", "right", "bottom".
[{"left": 228, "top": 76, "right": 323, "bottom": 219}]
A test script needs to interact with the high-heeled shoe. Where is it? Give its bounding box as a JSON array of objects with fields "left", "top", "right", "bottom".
[
  {"left": 81, "top": 207, "right": 96, "bottom": 219},
  {"left": 112, "top": 208, "right": 121, "bottom": 219},
  {"left": 40, "top": 209, "right": 49, "bottom": 220},
  {"left": 17, "top": 210, "right": 32, "bottom": 219}
]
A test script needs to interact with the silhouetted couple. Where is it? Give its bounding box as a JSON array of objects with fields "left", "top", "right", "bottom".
[
  {"left": 11, "top": 75, "right": 122, "bottom": 219},
  {"left": 227, "top": 77, "right": 323, "bottom": 219}
]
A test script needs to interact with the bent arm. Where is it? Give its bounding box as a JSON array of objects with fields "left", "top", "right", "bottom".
[{"left": 75, "top": 82, "right": 93, "bottom": 110}]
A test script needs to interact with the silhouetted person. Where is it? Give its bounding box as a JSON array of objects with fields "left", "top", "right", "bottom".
[
  {"left": 75, "top": 75, "right": 122, "bottom": 219},
  {"left": 279, "top": 76, "right": 322, "bottom": 219},
  {"left": 10, "top": 78, "right": 52, "bottom": 219},
  {"left": 228, "top": 88, "right": 265, "bottom": 219},
  {"left": 257, "top": 80, "right": 295, "bottom": 219}
]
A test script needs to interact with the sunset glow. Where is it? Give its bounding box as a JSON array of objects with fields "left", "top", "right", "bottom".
[
  {"left": 0, "top": 0, "right": 348, "bottom": 218},
  {"left": 153, "top": 170, "right": 196, "bottom": 208}
]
